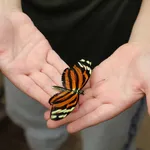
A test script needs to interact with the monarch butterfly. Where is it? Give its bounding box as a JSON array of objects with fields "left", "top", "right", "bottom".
[{"left": 49, "top": 59, "right": 92, "bottom": 120}]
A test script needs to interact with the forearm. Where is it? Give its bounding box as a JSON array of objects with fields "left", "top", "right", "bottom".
[
  {"left": 129, "top": 0, "right": 150, "bottom": 49},
  {"left": 0, "top": 0, "right": 22, "bottom": 13}
]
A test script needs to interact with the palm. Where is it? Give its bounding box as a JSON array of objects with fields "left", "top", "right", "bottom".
[{"left": 0, "top": 12, "right": 67, "bottom": 108}]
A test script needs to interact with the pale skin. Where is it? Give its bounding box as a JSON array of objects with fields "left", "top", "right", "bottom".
[
  {"left": 0, "top": 1, "right": 68, "bottom": 109},
  {"left": 0, "top": 0, "right": 150, "bottom": 133}
]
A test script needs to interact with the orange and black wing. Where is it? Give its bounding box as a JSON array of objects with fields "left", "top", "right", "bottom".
[
  {"left": 61, "top": 68, "right": 78, "bottom": 91},
  {"left": 73, "top": 59, "right": 92, "bottom": 90},
  {"left": 62, "top": 59, "right": 92, "bottom": 91},
  {"left": 49, "top": 91, "right": 79, "bottom": 120}
]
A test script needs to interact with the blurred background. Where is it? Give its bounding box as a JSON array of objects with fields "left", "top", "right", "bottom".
[{"left": 0, "top": 73, "right": 150, "bottom": 150}]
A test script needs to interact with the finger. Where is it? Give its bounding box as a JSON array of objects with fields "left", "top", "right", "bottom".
[
  {"left": 42, "top": 64, "right": 62, "bottom": 86},
  {"left": 73, "top": 103, "right": 79, "bottom": 112},
  {"left": 47, "top": 50, "right": 68, "bottom": 74},
  {"left": 13, "top": 75, "right": 51, "bottom": 108},
  {"left": 67, "top": 103, "right": 117, "bottom": 133},
  {"left": 46, "top": 97, "right": 98, "bottom": 128},
  {"left": 44, "top": 110, "right": 51, "bottom": 120},
  {"left": 29, "top": 71, "right": 57, "bottom": 96}
]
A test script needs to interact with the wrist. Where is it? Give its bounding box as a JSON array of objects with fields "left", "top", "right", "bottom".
[{"left": 128, "top": 0, "right": 150, "bottom": 51}]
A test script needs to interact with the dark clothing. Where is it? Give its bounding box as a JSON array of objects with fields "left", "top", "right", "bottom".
[{"left": 22, "top": 0, "right": 142, "bottom": 67}]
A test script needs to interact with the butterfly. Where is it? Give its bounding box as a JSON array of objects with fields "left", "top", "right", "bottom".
[{"left": 49, "top": 59, "right": 92, "bottom": 121}]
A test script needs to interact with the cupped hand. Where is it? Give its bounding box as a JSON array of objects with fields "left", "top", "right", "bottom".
[
  {"left": 0, "top": 12, "right": 68, "bottom": 108},
  {"left": 45, "top": 43, "right": 150, "bottom": 133}
]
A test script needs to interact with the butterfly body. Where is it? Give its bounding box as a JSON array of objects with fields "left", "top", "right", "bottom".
[
  {"left": 49, "top": 59, "right": 92, "bottom": 121},
  {"left": 52, "top": 86, "right": 84, "bottom": 95}
]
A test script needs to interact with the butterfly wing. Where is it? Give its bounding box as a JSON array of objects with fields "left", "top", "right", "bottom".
[
  {"left": 62, "top": 68, "right": 78, "bottom": 91},
  {"left": 49, "top": 91, "right": 79, "bottom": 120},
  {"left": 62, "top": 59, "right": 92, "bottom": 91},
  {"left": 73, "top": 59, "right": 92, "bottom": 90}
]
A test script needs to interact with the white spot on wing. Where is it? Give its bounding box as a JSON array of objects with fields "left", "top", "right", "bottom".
[
  {"left": 87, "top": 66, "right": 92, "bottom": 74},
  {"left": 78, "top": 62, "right": 84, "bottom": 68},
  {"left": 58, "top": 114, "right": 67, "bottom": 118},
  {"left": 52, "top": 107, "right": 75, "bottom": 115},
  {"left": 80, "top": 59, "right": 85, "bottom": 62},
  {"left": 51, "top": 115, "right": 57, "bottom": 119},
  {"left": 86, "top": 60, "right": 92, "bottom": 65},
  {"left": 52, "top": 109, "right": 63, "bottom": 114},
  {"left": 82, "top": 65, "right": 87, "bottom": 70}
]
